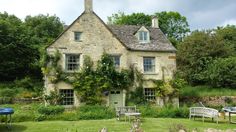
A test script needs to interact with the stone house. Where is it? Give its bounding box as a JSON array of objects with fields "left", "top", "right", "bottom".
[{"left": 45, "top": 0, "right": 176, "bottom": 107}]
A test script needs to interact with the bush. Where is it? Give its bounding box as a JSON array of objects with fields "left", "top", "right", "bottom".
[
  {"left": 0, "top": 88, "right": 17, "bottom": 104},
  {"left": 14, "top": 77, "right": 34, "bottom": 89},
  {"left": 139, "top": 105, "right": 189, "bottom": 118},
  {"left": 0, "top": 88, "right": 17, "bottom": 98},
  {"left": 0, "top": 97, "right": 13, "bottom": 104},
  {"left": 77, "top": 105, "right": 115, "bottom": 120},
  {"left": 12, "top": 113, "right": 36, "bottom": 122},
  {"left": 38, "top": 105, "right": 65, "bottom": 115},
  {"left": 206, "top": 57, "right": 236, "bottom": 88}
]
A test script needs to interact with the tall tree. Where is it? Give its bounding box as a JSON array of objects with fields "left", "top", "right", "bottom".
[
  {"left": 177, "top": 30, "right": 234, "bottom": 85},
  {"left": 0, "top": 12, "right": 36, "bottom": 80},
  {"left": 156, "top": 11, "right": 190, "bottom": 44},
  {"left": 24, "top": 14, "right": 64, "bottom": 78},
  {"left": 107, "top": 11, "right": 190, "bottom": 47},
  {"left": 25, "top": 14, "right": 64, "bottom": 49},
  {"left": 215, "top": 25, "right": 236, "bottom": 56},
  {"left": 0, "top": 13, "right": 64, "bottom": 81}
]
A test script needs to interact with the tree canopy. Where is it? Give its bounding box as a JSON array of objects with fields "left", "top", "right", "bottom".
[
  {"left": 0, "top": 12, "right": 35, "bottom": 80},
  {"left": 0, "top": 12, "right": 64, "bottom": 81},
  {"left": 177, "top": 26, "right": 236, "bottom": 87}
]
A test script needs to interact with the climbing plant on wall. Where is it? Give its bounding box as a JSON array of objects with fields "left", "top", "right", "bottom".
[{"left": 73, "top": 53, "right": 135, "bottom": 105}]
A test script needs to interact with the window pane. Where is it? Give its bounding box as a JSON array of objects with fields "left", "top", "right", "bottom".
[
  {"left": 74, "top": 32, "right": 82, "bottom": 41},
  {"left": 111, "top": 55, "right": 120, "bottom": 68},
  {"left": 143, "top": 57, "right": 155, "bottom": 73},
  {"left": 144, "top": 88, "right": 156, "bottom": 101},
  {"left": 139, "top": 31, "right": 148, "bottom": 42},
  {"left": 143, "top": 32, "right": 147, "bottom": 40},
  {"left": 66, "top": 54, "right": 80, "bottom": 71},
  {"left": 59, "top": 89, "right": 74, "bottom": 105}
]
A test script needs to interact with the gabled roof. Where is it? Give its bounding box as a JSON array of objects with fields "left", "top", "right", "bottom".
[
  {"left": 108, "top": 25, "right": 176, "bottom": 52},
  {"left": 47, "top": 11, "right": 176, "bottom": 52}
]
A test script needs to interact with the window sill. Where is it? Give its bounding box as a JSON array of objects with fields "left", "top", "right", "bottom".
[
  {"left": 74, "top": 40, "right": 82, "bottom": 42},
  {"left": 143, "top": 73, "right": 158, "bottom": 75},
  {"left": 64, "top": 71, "right": 79, "bottom": 73},
  {"left": 139, "top": 41, "right": 150, "bottom": 44}
]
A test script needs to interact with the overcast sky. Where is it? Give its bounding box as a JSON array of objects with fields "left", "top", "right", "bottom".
[{"left": 0, "top": 0, "right": 235, "bottom": 30}]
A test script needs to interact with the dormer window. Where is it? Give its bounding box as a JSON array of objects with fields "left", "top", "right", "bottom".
[{"left": 139, "top": 31, "right": 147, "bottom": 41}]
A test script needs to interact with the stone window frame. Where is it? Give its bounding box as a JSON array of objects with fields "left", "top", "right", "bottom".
[
  {"left": 74, "top": 31, "right": 82, "bottom": 41},
  {"left": 144, "top": 88, "right": 156, "bottom": 101},
  {"left": 65, "top": 54, "right": 80, "bottom": 72},
  {"left": 59, "top": 89, "right": 74, "bottom": 106},
  {"left": 143, "top": 57, "right": 155, "bottom": 73}
]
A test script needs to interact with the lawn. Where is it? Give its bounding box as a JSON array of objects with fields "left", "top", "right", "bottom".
[{"left": 0, "top": 118, "right": 235, "bottom": 132}]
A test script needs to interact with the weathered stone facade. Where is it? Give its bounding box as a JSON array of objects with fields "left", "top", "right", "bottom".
[{"left": 44, "top": 0, "right": 176, "bottom": 107}]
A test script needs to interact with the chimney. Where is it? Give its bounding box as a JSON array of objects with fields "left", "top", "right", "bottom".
[
  {"left": 152, "top": 16, "right": 159, "bottom": 28},
  {"left": 84, "top": 0, "right": 93, "bottom": 13}
]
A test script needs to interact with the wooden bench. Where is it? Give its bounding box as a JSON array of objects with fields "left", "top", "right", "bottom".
[
  {"left": 116, "top": 106, "right": 140, "bottom": 121},
  {"left": 189, "top": 107, "right": 219, "bottom": 123}
]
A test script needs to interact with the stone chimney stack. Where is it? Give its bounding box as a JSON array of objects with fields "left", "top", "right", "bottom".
[
  {"left": 84, "top": 0, "right": 93, "bottom": 13},
  {"left": 152, "top": 16, "right": 159, "bottom": 28}
]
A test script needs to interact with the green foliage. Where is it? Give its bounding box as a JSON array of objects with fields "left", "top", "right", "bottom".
[
  {"left": 0, "top": 88, "right": 16, "bottom": 98},
  {"left": 73, "top": 53, "right": 134, "bottom": 105},
  {"left": 38, "top": 105, "right": 65, "bottom": 115},
  {"left": 44, "top": 91, "right": 64, "bottom": 105},
  {"left": 0, "top": 12, "right": 36, "bottom": 80},
  {"left": 177, "top": 30, "right": 234, "bottom": 85},
  {"left": 153, "top": 80, "right": 177, "bottom": 97},
  {"left": 206, "top": 57, "right": 236, "bottom": 88},
  {"left": 139, "top": 105, "right": 189, "bottom": 118},
  {"left": 108, "top": 12, "right": 151, "bottom": 26},
  {"left": 215, "top": 25, "right": 236, "bottom": 56},
  {"left": 129, "top": 87, "right": 146, "bottom": 105},
  {"left": 14, "top": 76, "right": 33, "bottom": 89},
  {"left": 179, "top": 85, "right": 236, "bottom": 97},
  {"left": 156, "top": 11, "right": 190, "bottom": 43},
  {"left": 0, "top": 12, "right": 63, "bottom": 81},
  {"left": 77, "top": 105, "right": 115, "bottom": 120}
]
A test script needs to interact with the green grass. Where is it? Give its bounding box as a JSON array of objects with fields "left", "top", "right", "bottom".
[
  {"left": 180, "top": 85, "right": 236, "bottom": 97},
  {"left": 0, "top": 118, "right": 234, "bottom": 132}
]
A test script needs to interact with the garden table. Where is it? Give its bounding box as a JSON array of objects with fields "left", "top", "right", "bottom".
[
  {"left": 223, "top": 107, "right": 236, "bottom": 124},
  {"left": 124, "top": 112, "right": 141, "bottom": 122}
]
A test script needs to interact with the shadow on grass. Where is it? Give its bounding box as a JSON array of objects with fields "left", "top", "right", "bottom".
[
  {"left": 0, "top": 124, "right": 27, "bottom": 132},
  {"left": 189, "top": 117, "right": 229, "bottom": 124}
]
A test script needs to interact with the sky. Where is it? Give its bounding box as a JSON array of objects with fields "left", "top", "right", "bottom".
[{"left": 0, "top": 0, "right": 236, "bottom": 30}]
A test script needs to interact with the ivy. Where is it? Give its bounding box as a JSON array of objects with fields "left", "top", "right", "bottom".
[{"left": 73, "top": 54, "right": 135, "bottom": 105}]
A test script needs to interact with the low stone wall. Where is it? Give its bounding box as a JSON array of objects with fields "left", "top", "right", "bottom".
[
  {"left": 13, "top": 98, "right": 42, "bottom": 104},
  {"left": 180, "top": 96, "right": 236, "bottom": 107},
  {"left": 0, "top": 97, "right": 42, "bottom": 104}
]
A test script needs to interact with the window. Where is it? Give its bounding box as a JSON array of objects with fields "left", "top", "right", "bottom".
[
  {"left": 111, "top": 55, "right": 120, "bottom": 68},
  {"left": 59, "top": 89, "right": 74, "bottom": 105},
  {"left": 139, "top": 31, "right": 148, "bottom": 42},
  {"left": 74, "top": 32, "right": 82, "bottom": 41},
  {"left": 66, "top": 54, "right": 80, "bottom": 71},
  {"left": 143, "top": 57, "right": 155, "bottom": 73},
  {"left": 110, "top": 90, "right": 121, "bottom": 94},
  {"left": 144, "top": 88, "right": 156, "bottom": 101}
]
